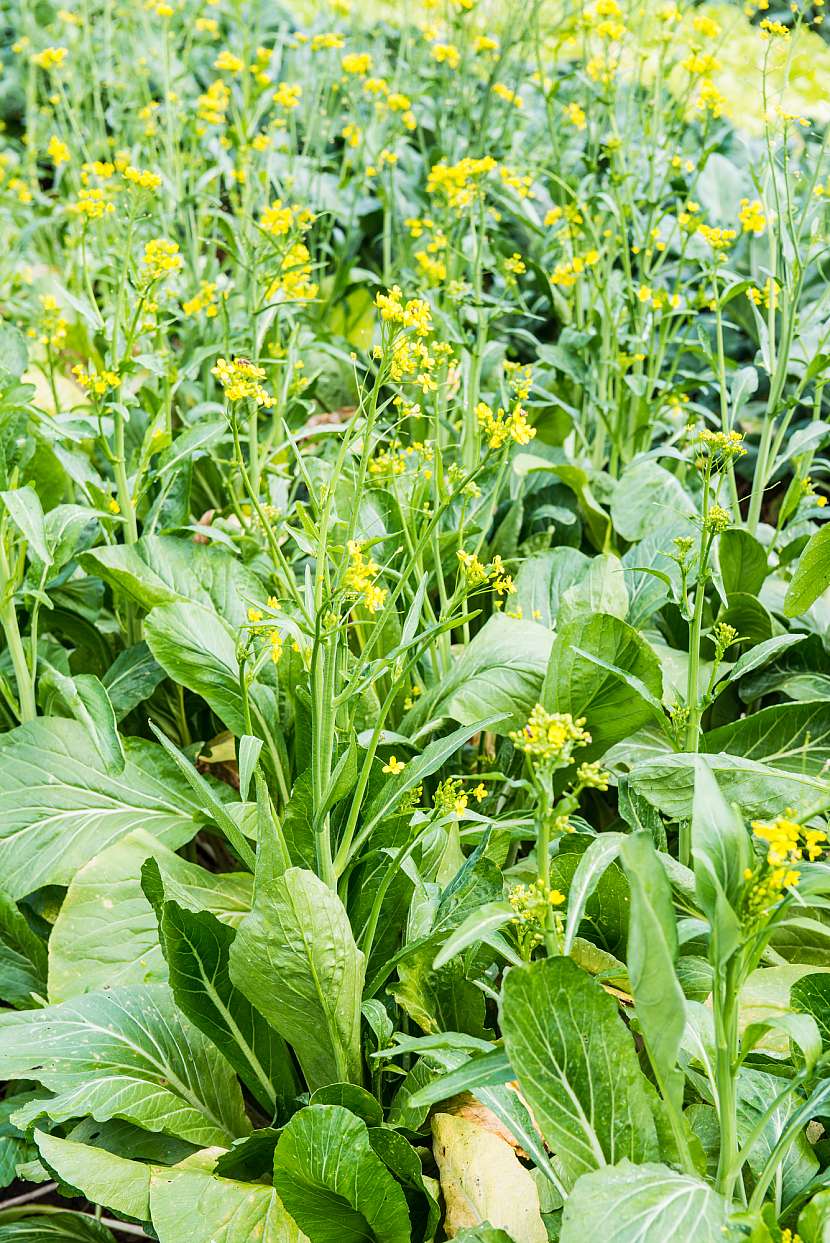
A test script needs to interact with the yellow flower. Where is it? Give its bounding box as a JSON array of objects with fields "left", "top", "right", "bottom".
[
  {"left": 341, "top": 51, "right": 371, "bottom": 74},
  {"left": 739, "top": 198, "right": 766, "bottom": 236},
  {"left": 32, "top": 46, "right": 67, "bottom": 70},
  {"left": 212, "top": 356, "right": 274, "bottom": 407},
  {"left": 431, "top": 42, "right": 460, "bottom": 68},
  {"left": 142, "top": 238, "right": 182, "bottom": 282},
  {"left": 214, "top": 49, "right": 245, "bottom": 73},
  {"left": 47, "top": 134, "right": 70, "bottom": 166},
  {"left": 107, "top": 497, "right": 121, "bottom": 515},
  {"left": 382, "top": 756, "right": 405, "bottom": 775},
  {"left": 273, "top": 82, "right": 302, "bottom": 109},
  {"left": 564, "top": 101, "right": 586, "bottom": 130}
]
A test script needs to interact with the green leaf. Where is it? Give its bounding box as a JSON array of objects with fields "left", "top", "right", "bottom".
[
  {"left": 0, "top": 324, "right": 29, "bottom": 379},
  {"left": 610, "top": 461, "right": 694, "bottom": 543},
  {"left": 500, "top": 957, "right": 659, "bottom": 1185},
  {"left": 145, "top": 601, "right": 278, "bottom": 740},
  {"left": 49, "top": 829, "right": 252, "bottom": 1002},
  {"left": 0, "top": 985, "right": 249, "bottom": 1145},
  {"left": 229, "top": 866, "right": 365, "bottom": 1090},
  {"left": 703, "top": 701, "right": 830, "bottom": 775},
  {"left": 718, "top": 528, "right": 768, "bottom": 597},
  {"left": 0, "top": 1216, "right": 116, "bottom": 1243},
  {"left": 0, "top": 890, "right": 46, "bottom": 1008},
  {"left": 722, "top": 634, "right": 807, "bottom": 688},
  {"left": 0, "top": 718, "right": 211, "bottom": 898},
  {"left": 629, "top": 752, "right": 830, "bottom": 820},
  {"left": 142, "top": 860, "right": 298, "bottom": 1111},
  {"left": 81, "top": 534, "right": 264, "bottom": 627},
  {"left": 558, "top": 553, "right": 628, "bottom": 625},
  {"left": 34, "top": 1130, "right": 151, "bottom": 1221},
  {"left": 513, "top": 548, "right": 590, "bottom": 629},
  {"left": 543, "top": 613, "right": 663, "bottom": 758},
  {"left": 1, "top": 486, "right": 51, "bottom": 564},
  {"left": 39, "top": 668, "right": 124, "bottom": 775},
  {"left": 150, "top": 1166, "right": 304, "bottom": 1243},
  {"left": 421, "top": 616, "right": 552, "bottom": 734},
  {"left": 559, "top": 1161, "right": 729, "bottom": 1242},
  {"left": 620, "top": 834, "right": 685, "bottom": 1095},
  {"left": 691, "top": 757, "right": 751, "bottom": 916},
  {"left": 561, "top": 833, "right": 625, "bottom": 954},
  {"left": 272, "top": 1104, "right": 411, "bottom": 1243},
  {"left": 101, "top": 643, "right": 166, "bottom": 721},
  {"left": 784, "top": 523, "right": 830, "bottom": 617}
]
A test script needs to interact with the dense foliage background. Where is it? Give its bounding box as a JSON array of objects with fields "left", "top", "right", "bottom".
[{"left": 0, "top": 0, "right": 830, "bottom": 1240}]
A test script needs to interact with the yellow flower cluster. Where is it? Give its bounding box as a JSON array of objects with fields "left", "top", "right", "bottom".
[
  {"left": 476, "top": 400, "right": 535, "bottom": 449},
  {"left": 142, "top": 238, "right": 182, "bottom": 282},
  {"left": 212, "top": 357, "right": 274, "bottom": 407},
  {"left": 457, "top": 550, "right": 514, "bottom": 596},
  {"left": 68, "top": 187, "right": 114, "bottom": 219},
  {"left": 47, "top": 135, "right": 70, "bottom": 166},
  {"left": 739, "top": 198, "right": 766, "bottom": 235},
  {"left": 550, "top": 249, "right": 600, "bottom": 289},
  {"left": 197, "top": 79, "right": 230, "bottom": 125},
  {"left": 426, "top": 155, "right": 497, "bottom": 209},
  {"left": 743, "top": 813, "right": 827, "bottom": 918},
  {"left": 509, "top": 705, "right": 591, "bottom": 764},
  {"left": 265, "top": 241, "right": 318, "bottom": 302},
  {"left": 182, "top": 280, "right": 219, "bottom": 318},
  {"left": 71, "top": 365, "right": 120, "bottom": 395},
  {"left": 692, "top": 427, "right": 747, "bottom": 464},
  {"left": 697, "top": 223, "right": 736, "bottom": 252},
  {"left": 344, "top": 539, "right": 386, "bottom": 613},
  {"left": 32, "top": 46, "right": 67, "bottom": 70}
]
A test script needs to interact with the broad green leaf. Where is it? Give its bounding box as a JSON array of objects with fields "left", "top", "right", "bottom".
[
  {"left": 0, "top": 1216, "right": 116, "bottom": 1243},
  {"left": 101, "top": 642, "right": 166, "bottom": 721},
  {"left": 423, "top": 615, "right": 552, "bottom": 733},
  {"left": 561, "top": 833, "right": 625, "bottom": 954},
  {"left": 691, "top": 757, "right": 751, "bottom": 915},
  {"left": 0, "top": 890, "right": 46, "bottom": 1008},
  {"left": 543, "top": 613, "right": 663, "bottom": 758},
  {"left": 48, "top": 829, "right": 252, "bottom": 1002},
  {"left": 145, "top": 601, "right": 278, "bottom": 740},
  {"left": 610, "top": 461, "right": 694, "bottom": 543},
  {"left": 558, "top": 553, "right": 628, "bottom": 625},
  {"left": 0, "top": 718, "right": 212, "bottom": 898},
  {"left": 272, "top": 1104, "right": 411, "bottom": 1243},
  {"left": 500, "top": 957, "right": 659, "bottom": 1184},
  {"left": 620, "top": 834, "right": 685, "bottom": 1095},
  {"left": 629, "top": 752, "right": 830, "bottom": 820},
  {"left": 718, "top": 528, "right": 767, "bottom": 597},
  {"left": 150, "top": 1166, "right": 305, "bottom": 1243},
  {"left": 703, "top": 701, "right": 830, "bottom": 775},
  {"left": 143, "top": 860, "right": 299, "bottom": 1110},
  {"left": 432, "top": 902, "right": 514, "bottom": 970},
  {"left": 784, "top": 523, "right": 830, "bottom": 617},
  {"left": 229, "top": 867, "right": 365, "bottom": 1090},
  {"left": 81, "top": 535, "right": 264, "bottom": 626},
  {"left": 34, "top": 1131, "right": 151, "bottom": 1221},
  {"left": 0, "top": 985, "right": 249, "bottom": 1146},
  {"left": 559, "top": 1161, "right": 728, "bottom": 1242},
  {"left": 513, "top": 548, "right": 590, "bottom": 629},
  {"left": 1, "top": 486, "right": 51, "bottom": 564},
  {"left": 39, "top": 668, "right": 124, "bottom": 775},
  {"left": 431, "top": 1112, "right": 546, "bottom": 1243}
]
